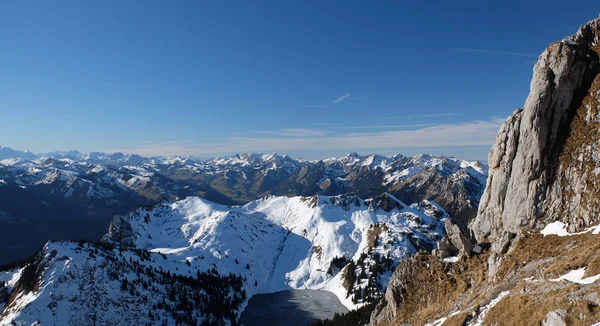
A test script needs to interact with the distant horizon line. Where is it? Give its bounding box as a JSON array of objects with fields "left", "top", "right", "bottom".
[{"left": 0, "top": 144, "right": 489, "bottom": 164}]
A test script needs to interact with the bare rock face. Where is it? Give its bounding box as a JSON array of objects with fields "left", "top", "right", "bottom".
[
  {"left": 433, "top": 236, "right": 455, "bottom": 259},
  {"left": 470, "top": 17, "right": 600, "bottom": 248},
  {"left": 433, "top": 219, "right": 473, "bottom": 258},
  {"left": 370, "top": 255, "right": 421, "bottom": 325},
  {"left": 444, "top": 219, "right": 473, "bottom": 257},
  {"left": 103, "top": 214, "right": 136, "bottom": 247}
]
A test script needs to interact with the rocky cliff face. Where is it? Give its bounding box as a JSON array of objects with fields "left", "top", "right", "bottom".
[{"left": 470, "top": 17, "right": 600, "bottom": 248}]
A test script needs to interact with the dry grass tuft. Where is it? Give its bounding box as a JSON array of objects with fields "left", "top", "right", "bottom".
[
  {"left": 365, "top": 224, "right": 386, "bottom": 252},
  {"left": 376, "top": 254, "right": 489, "bottom": 325},
  {"left": 497, "top": 230, "right": 600, "bottom": 279},
  {"left": 484, "top": 284, "right": 600, "bottom": 326},
  {"left": 443, "top": 311, "right": 471, "bottom": 326}
]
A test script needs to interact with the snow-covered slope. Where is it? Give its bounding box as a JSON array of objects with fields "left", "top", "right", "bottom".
[
  {"left": 0, "top": 193, "right": 448, "bottom": 325},
  {"left": 103, "top": 194, "right": 446, "bottom": 309},
  {"left": 0, "top": 241, "right": 245, "bottom": 325}
]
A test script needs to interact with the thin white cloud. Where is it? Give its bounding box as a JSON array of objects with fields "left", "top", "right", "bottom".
[
  {"left": 238, "top": 128, "right": 330, "bottom": 137},
  {"left": 449, "top": 48, "right": 537, "bottom": 57},
  {"left": 371, "top": 112, "right": 456, "bottom": 120},
  {"left": 333, "top": 93, "right": 351, "bottom": 104},
  {"left": 115, "top": 118, "right": 506, "bottom": 157},
  {"left": 412, "top": 112, "right": 456, "bottom": 118},
  {"left": 345, "top": 95, "right": 369, "bottom": 101},
  {"left": 342, "top": 124, "right": 437, "bottom": 129}
]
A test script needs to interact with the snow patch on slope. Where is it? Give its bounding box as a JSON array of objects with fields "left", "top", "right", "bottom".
[
  {"left": 468, "top": 291, "right": 510, "bottom": 326},
  {"left": 549, "top": 268, "right": 600, "bottom": 285},
  {"left": 541, "top": 221, "right": 600, "bottom": 237}
]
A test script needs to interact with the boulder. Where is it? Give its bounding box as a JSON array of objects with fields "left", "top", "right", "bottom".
[
  {"left": 585, "top": 292, "right": 600, "bottom": 306},
  {"left": 434, "top": 236, "right": 456, "bottom": 259},
  {"left": 542, "top": 309, "right": 568, "bottom": 326},
  {"left": 487, "top": 252, "right": 502, "bottom": 279}
]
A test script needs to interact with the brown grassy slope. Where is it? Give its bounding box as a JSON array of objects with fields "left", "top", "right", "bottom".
[
  {"left": 376, "top": 230, "right": 600, "bottom": 326},
  {"left": 375, "top": 253, "right": 489, "bottom": 325},
  {"left": 366, "top": 224, "right": 386, "bottom": 251},
  {"left": 484, "top": 231, "right": 600, "bottom": 326}
]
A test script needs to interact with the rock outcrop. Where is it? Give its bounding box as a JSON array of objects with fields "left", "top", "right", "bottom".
[
  {"left": 103, "top": 214, "right": 136, "bottom": 247},
  {"left": 470, "top": 17, "right": 600, "bottom": 249},
  {"left": 444, "top": 219, "right": 473, "bottom": 257},
  {"left": 433, "top": 219, "right": 473, "bottom": 259}
]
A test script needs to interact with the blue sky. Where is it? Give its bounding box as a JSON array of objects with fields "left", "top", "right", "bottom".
[{"left": 1, "top": 1, "right": 598, "bottom": 161}]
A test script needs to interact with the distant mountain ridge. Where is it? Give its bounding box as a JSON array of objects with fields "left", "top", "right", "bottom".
[{"left": 0, "top": 146, "right": 487, "bottom": 265}]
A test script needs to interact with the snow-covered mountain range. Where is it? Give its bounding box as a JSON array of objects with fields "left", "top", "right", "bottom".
[
  {"left": 0, "top": 193, "right": 448, "bottom": 325},
  {"left": 0, "top": 146, "right": 487, "bottom": 265}
]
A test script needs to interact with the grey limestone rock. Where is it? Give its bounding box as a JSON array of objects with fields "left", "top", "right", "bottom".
[
  {"left": 444, "top": 219, "right": 473, "bottom": 258},
  {"left": 585, "top": 292, "right": 600, "bottom": 307},
  {"left": 433, "top": 219, "right": 474, "bottom": 259},
  {"left": 487, "top": 252, "right": 502, "bottom": 280},
  {"left": 542, "top": 309, "right": 568, "bottom": 326},
  {"left": 470, "top": 17, "right": 600, "bottom": 249}
]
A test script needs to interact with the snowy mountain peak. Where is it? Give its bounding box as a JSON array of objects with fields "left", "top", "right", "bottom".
[{"left": 360, "top": 153, "right": 389, "bottom": 169}]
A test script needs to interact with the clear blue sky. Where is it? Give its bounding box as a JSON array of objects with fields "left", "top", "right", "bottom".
[{"left": 1, "top": 1, "right": 598, "bottom": 160}]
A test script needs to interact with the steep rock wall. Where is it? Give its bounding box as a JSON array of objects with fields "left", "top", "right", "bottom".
[{"left": 470, "top": 17, "right": 600, "bottom": 247}]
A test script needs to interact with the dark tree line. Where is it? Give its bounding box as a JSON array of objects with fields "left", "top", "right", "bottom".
[
  {"left": 307, "top": 302, "right": 378, "bottom": 326},
  {"left": 109, "top": 245, "right": 247, "bottom": 325}
]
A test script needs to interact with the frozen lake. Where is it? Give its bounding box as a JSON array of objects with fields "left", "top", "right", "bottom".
[{"left": 240, "top": 289, "right": 349, "bottom": 326}]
